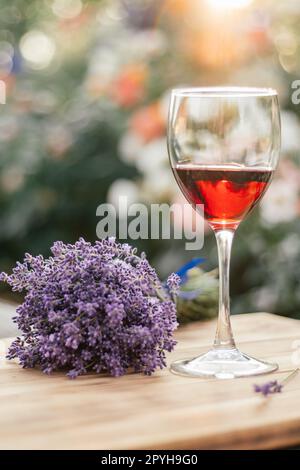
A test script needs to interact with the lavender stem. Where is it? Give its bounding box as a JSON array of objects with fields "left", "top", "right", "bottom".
[{"left": 281, "top": 367, "right": 299, "bottom": 386}]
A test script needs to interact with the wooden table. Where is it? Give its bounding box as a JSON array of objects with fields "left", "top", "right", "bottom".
[{"left": 0, "top": 312, "right": 300, "bottom": 450}]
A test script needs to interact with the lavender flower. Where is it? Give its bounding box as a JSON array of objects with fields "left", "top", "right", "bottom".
[
  {"left": 254, "top": 368, "right": 299, "bottom": 397},
  {"left": 0, "top": 237, "right": 179, "bottom": 378},
  {"left": 253, "top": 380, "right": 283, "bottom": 396}
]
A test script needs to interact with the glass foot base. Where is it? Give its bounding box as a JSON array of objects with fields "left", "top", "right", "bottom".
[{"left": 170, "top": 348, "right": 278, "bottom": 379}]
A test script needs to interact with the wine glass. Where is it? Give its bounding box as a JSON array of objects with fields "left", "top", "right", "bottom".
[{"left": 168, "top": 87, "right": 281, "bottom": 378}]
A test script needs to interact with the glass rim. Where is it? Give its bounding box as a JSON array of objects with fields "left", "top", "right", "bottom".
[{"left": 171, "top": 86, "right": 278, "bottom": 97}]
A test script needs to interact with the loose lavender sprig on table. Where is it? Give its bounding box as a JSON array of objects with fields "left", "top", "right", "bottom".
[
  {"left": 0, "top": 238, "right": 180, "bottom": 378},
  {"left": 254, "top": 368, "right": 299, "bottom": 397}
]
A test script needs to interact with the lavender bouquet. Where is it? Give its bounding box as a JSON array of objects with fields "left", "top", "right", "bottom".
[{"left": 0, "top": 238, "right": 179, "bottom": 378}]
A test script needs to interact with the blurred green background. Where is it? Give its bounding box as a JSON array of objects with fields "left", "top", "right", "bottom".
[{"left": 1, "top": 0, "right": 300, "bottom": 318}]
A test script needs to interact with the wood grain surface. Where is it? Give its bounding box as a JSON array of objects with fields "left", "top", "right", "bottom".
[{"left": 0, "top": 312, "right": 300, "bottom": 450}]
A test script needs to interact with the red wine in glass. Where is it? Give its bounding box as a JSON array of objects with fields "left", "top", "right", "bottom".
[{"left": 174, "top": 164, "right": 273, "bottom": 230}]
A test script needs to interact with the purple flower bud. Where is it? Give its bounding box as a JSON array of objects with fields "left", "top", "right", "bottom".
[{"left": 254, "top": 380, "right": 283, "bottom": 396}]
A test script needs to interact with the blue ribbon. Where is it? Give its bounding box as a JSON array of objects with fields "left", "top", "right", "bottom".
[{"left": 176, "top": 257, "right": 205, "bottom": 284}]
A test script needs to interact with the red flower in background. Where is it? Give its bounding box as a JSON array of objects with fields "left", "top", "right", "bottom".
[
  {"left": 130, "top": 102, "right": 165, "bottom": 142},
  {"left": 110, "top": 64, "right": 147, "bottom": 108}
]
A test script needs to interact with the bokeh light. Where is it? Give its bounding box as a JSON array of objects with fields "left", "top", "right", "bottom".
[
  {"left": 20, "top": 30, "right": 56, "bottom": 70},
  {"left": 52, "top": 0, "right": 83, "bottom": 19},
  {"left": 206, "top": 0, "right": 252, "bottom": 10}
]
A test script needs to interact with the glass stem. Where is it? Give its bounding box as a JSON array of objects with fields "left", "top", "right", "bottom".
[{"left": 213, "top": 229, "right": 236, "bottom": 350}]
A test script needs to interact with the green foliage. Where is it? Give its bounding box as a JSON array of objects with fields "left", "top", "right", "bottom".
[{"left": 177, "top": 267, "right": 218, "bottom": 323}]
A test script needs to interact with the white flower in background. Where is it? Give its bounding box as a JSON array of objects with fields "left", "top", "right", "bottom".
[
  {"left": 107, "top": 179, "right": 139, "bottom": 217},
  {"left": 252, "top": 286, "right": 276, "bottom": 311},
  {"left": 230, "top": 62, "right": 286, "bottom": 99},
  {"left": 278, "top": 159, "right": 300, "bottom": 185},
  {"left": 118, "top": 131, "right": 144, "bottom": 164},
  {"left": 0, "top": 165, "right": 25, "bottom": 193},
  {"left": 52, "top": 0, "right": 83, "bottom": 19},
  {"left": 96, "top": 3, "right": 127, "bottom": 29},
  {"left": 281, "top": 111, "right": 300, "bottom": 154},
  {"left": 88, "top": 47, "right": 119, "bottom": 84},
  {"left": 127, "top": 29, "right": 167, "bottom": 59},
  {"left": 260, "top": 179, "right": 299, "bottom": 224},
  {"left": 136, "top": 138, "right": 168, "bottom": 175},
  {"left": 94, "top": 25, "right": 166, "bottom": 67},
  {"left": 273, "top": 0, "right": 300, "bottom": 14},
  {"left": 0, "top": 115, "right": 19, "bottom": 142},
  {"left": 47, "top": 125, "right": 73, "bottom": 158},
  {"left": 140, "top": 167, "right": 176, "bottom": 202},
  {"left": 279, "top": 234, "right": 300, "bottom": 258},
  {"left": 159, "top": 89, "right": 172, "bottom": 121}
]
